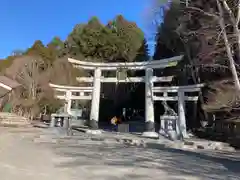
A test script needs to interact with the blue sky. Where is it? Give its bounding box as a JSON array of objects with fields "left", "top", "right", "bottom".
[{"left": 0, "top": 0, "right": 156, "bottom": 58}]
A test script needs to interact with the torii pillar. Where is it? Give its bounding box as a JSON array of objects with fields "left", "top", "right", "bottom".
[
  {"left": 142, "top": 68, "right": 158, "bottom": 138},
  {"left": 89, "top": 68, "right": 101, "bottom": 129}
]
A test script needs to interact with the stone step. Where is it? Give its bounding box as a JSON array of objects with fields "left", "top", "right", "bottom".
[
  {"left": 0, "top": 117, "right": 28, "bottom": 120},
  {"left": 0, "top": 119, "right": 29, "bottom": 122},
  {"left": 0, "top": 113, "right": 28, "bottom": 118},
  {"left": 0, "top": 115, "right": 28, "bottom": 118},
  {"left": 0, "top": 113, "right": 31, "bottom": 126},
  {"left": 34, "top": 136, "right": 111, "bottom": 146},
  {"left": 33, "top": 138, "right": 58, "bottom": 144},
  {"left": 0, "top": 121, "right": 29, "bottom": 123}
]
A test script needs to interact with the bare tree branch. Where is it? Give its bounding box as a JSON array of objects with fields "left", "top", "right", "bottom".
[
  {"left": 185, "top": 6, "right": 219, "bottom": 19},
  {"left": 222, "top": 0, "right": 236, "bottom": 24}
]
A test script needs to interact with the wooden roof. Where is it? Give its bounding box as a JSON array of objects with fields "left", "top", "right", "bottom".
[
  {"left": 0, "top": 76, "right": 21, "bottom": 98},
  {"left": 0, "top": 87, "right": 11, "bottom": 98},
  {"left": 0, "top": 76, "right": 20, "bottom": 89}
]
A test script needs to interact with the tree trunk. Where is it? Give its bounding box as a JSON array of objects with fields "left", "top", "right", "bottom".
[
  {"left": 216, "top": 0, "right": 240, "bottom": 93},
  {"left": 222, "top": 0, "right": 240, "bottom": 63}
]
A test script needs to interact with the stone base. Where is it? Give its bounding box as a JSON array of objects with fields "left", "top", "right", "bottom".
[
  {"left": 71, "top": 119, "right": 86, "bottom": 127},
  {"left": 145, "top": 121, "right": 155, "bottom": 132},
  {"left": 182, "top": 133, "right": 190, "bottom": 139},
  {"left": 159, "top": 129, "right": 178, "bottom": 141},
  {"left": 159, "top": 129, "right": 166, "bottom": 136},
  {"left": 63, "top": 118, "right": 70, "bottom": 129},
  {"left": 142, "top": 131, "right": 159, "bottom": 139},
  {"left": 86, "top": 129, "right": 102, "bottom": 135},
  {"left": 167, "top": 130, "right": 178, "bottom": 141},
  {"left": 88, "top": 120, "right": 98, "bottom": 130}
]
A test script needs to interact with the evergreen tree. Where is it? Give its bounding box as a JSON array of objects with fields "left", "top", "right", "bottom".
[{"left": 135, "top": 38, "right": 150, "bottom": 62}]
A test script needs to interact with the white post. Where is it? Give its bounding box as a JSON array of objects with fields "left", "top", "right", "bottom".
[
  {"left": 142, "top": 68, "right": 158, "bottom": 138},
  {"left": 160, "top": 92, "right": 168, "bottom": 135},
  {"left": 160, "top": 117, "right": 165, "bottom": 134},
  {"left": 66, "top": 90, "right": 72, "bottom": 114},
  {"left": 90, "top": 68, "right": 101, "bottom": 129},
  {"left": 50, "top": 114, "right": 56, "bottom": 127},
  {"left": 177, "top": 90, "right": 188, "bottom": 139}
]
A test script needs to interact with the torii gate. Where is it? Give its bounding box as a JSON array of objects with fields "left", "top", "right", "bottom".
[
  {"left": 50, "top": 56, "right": 204, "bottom": 139},
  {"left": 48, "top": 83, "right": 93, "bottom": 115}
]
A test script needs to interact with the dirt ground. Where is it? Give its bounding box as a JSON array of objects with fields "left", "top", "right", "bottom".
[{"left": 0, "top": 127, "right": 239, "bottom": 180}]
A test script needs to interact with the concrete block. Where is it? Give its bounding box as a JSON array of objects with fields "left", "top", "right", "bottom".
[{"left": 142, "top": 132, "right": 159, "bottom": 139}]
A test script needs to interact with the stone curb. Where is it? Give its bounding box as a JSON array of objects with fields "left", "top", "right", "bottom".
[
  {"left": 115, "top": 137, "right": 236, "bottom": 153},
  {"left": 103, "top": 135, "right": 236, "bottom": 153},
  {"left": 183, "top": 140, "right": 236, "bottom": 152},
  {"left": 34, "top": 127, "right": 236, "bottom": 153}
]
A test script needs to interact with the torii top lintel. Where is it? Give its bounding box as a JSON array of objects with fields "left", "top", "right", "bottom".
[
  {"left": 49, "top": 83, "right": 93, "bottom": 91},
  {"left": 68, "top": 55, "right": 183, "bottom": 70}
]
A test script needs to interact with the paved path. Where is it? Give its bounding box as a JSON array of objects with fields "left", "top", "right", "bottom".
[{"left": 0, "top": 127, "right": 239, "bottom": 180}]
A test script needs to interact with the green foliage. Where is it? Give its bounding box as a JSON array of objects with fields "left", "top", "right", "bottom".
[
  {"left": 78, "top": 19, "right": 120, "bottom": 61},
  {"left": 66, "top": 15, "right": 144, "bottom": 62},
  {"left": 26, "top": 40, "right": 60, "bottom": 66},
  {"left": 65, "top": 24, "right": 86, "bottom": 59},
  {"left": 0, "top": 57, "right": 15, "bottom": 72},
  {"left": 66, "top": 19, "right": 119, "bottom": 61},
  {"left": 26, "top": 40, "right": 45, "bottom": 55},
  {"left": 112, "top": 15, "right": 144, "bottom": 61},
  {"left": 47, "top": 37, "right": 64, "bottom": 51}
]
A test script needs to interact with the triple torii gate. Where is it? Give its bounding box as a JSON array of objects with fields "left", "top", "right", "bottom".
[
  {"left": 49, "top": 55, "right": 204, "bottom": 139},
  {"left": 68, "top": 55, "right": 204, "bottom": 138}
]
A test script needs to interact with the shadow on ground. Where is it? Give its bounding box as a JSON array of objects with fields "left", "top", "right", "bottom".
[{"left": 51, "top": 140, "right": 240, "bottom": 180}]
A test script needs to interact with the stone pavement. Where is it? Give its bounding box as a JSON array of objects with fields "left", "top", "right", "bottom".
[{"left": 0, "top": 127, "right": 239, "bottom": 180}]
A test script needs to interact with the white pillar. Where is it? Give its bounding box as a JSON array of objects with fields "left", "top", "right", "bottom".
[
  {"left": 177, "top": 90, "right": 188, "bottom": 139},
  {"left": 90, "top": 68, "right": 101, "bottom": 129},
  {"left": 143, "top": 68, "right": 158, "bottom": 138},
  {"left": 66, "top": 90, "right": 72, "bottom": 114},
  {"left": 160, "top": 116, "right": 166, "bottom": 135},
  {"left": 160, "top": 92, "right": 168, "bottom": 135},
  {"left": 50, "top": 114, "right": 56, "bottom": 127}
]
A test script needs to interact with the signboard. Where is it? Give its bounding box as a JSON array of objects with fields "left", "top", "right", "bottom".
[
  {"left": 117, "top": 69, "right": 127, "bottom": 80},
  {"left": 168, "top": 61, "right": 178, "bottom": 67}
]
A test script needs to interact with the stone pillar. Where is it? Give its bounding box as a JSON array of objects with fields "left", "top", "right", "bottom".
[
  {"left": 177, "top": 90, "right": 188, "bottom": 139},
  {"left": 90, "top": 68, "right": 101, "bottom": 129},
  {"left": 192, "top": 101, "right": 198, "bottom": 129},
  {"left": 160, "top": 116, "right": 165, "bottom": 135},
  {"left": 66, "top": 90, "right": 72, "bottom": 114},
  {"left": 63, "top": 116, "right": 70, "bottom": 129},
  {"left": 50, "top": 115, "right": 56, "bottom": 127},
  {"left": 142, "top": 68, "right": 158, "bottom": 138},
  {"left": 63, "top": 116, "right": 72, "bottom": 136},
  {"left": 160, "top": 92, "right": 168, "bottom": 135},
  {"left": 56, "top": 117, "right": 61, "bottom": 127}
]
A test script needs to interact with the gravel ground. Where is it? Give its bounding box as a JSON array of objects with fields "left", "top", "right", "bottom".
[{"left": 0, "top": 127, "right": 239, "bottom": 180}]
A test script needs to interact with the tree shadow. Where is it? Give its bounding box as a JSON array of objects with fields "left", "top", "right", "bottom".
[{"left": 51, "top": 141, "right": 240, "bottom": 179}]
